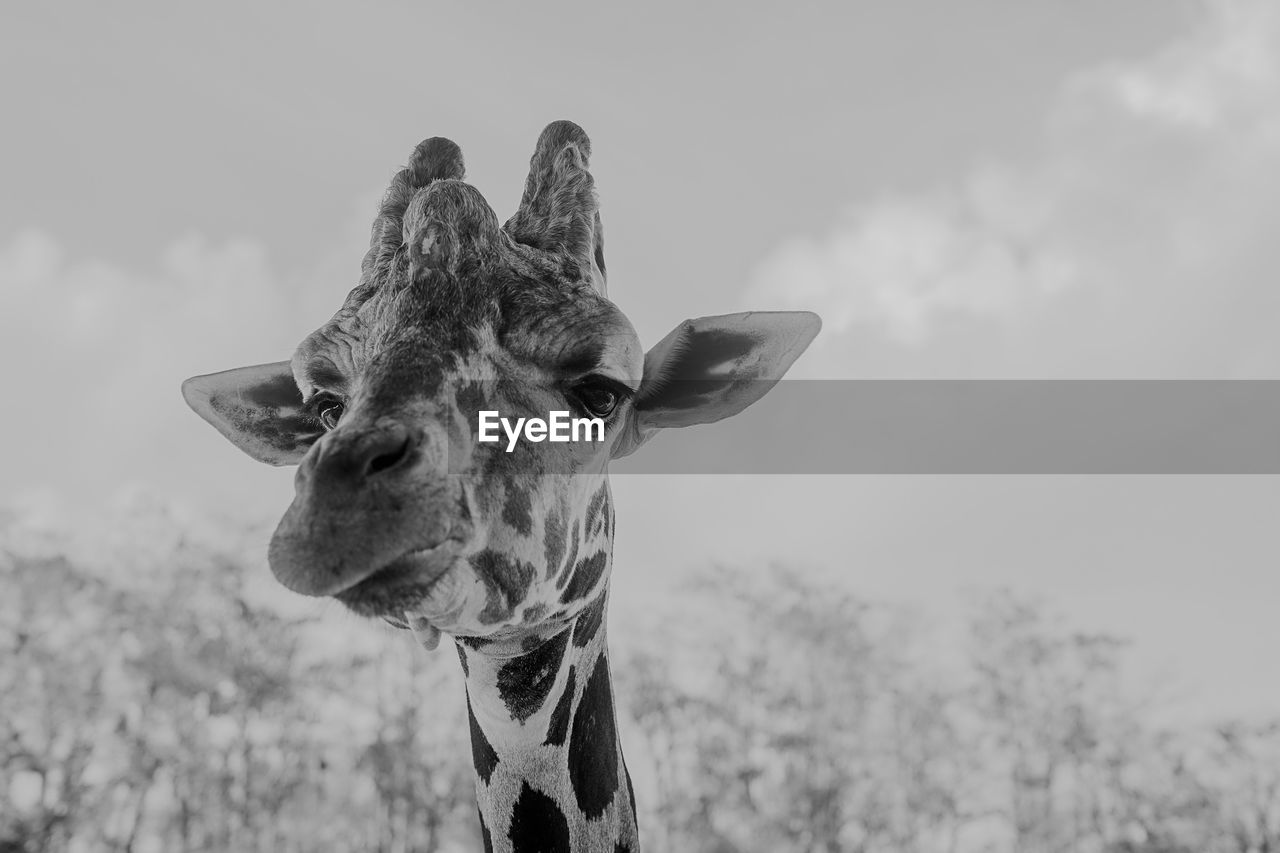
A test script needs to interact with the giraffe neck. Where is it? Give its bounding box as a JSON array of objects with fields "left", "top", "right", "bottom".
[{"left": 456, "top": 588, "right": 639, "bottom": 853}]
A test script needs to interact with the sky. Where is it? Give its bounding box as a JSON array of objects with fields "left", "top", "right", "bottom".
[{"left": 3, "top": 0, "right": 1278, "bottom": 722}]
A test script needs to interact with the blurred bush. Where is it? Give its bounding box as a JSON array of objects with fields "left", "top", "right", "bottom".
[
  {"left": 0, "top": 500, "right": 475, "bottom": 853},
  {"left": 2, "top": 502, "right": 1277, "bottom": 852}
]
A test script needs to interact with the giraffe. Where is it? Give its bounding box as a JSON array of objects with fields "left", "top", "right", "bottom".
[{"left": 182, "top": 121, "right": 819, "bottom": 852}]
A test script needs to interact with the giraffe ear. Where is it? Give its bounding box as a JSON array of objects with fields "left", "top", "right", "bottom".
[
  {"left": 613, "top": 311, "right": 820, "bottom": 457},
  {"left": 181, "top": 362, "right": 324, "bottom": 466}
]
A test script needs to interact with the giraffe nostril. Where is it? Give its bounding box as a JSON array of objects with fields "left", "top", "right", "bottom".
[{"left": 366, "top": 435, "right": 412, "bottom": 476}]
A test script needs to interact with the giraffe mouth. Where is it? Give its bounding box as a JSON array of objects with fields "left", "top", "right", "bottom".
[
  {"left": 328, "top": 486, "right": 475, "bottom": 620},
  {"left": 333, "top": 539, "right": 463, "bottom": 619}
]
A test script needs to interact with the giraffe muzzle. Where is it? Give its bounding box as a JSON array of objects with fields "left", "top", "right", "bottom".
[{"left": 266, "top": 419, "right": 464, "bottom": 601}]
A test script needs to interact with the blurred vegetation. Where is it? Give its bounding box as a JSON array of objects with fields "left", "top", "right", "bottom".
[{"left": 2, "top": 505, "right": 1278, "bottom": 853}]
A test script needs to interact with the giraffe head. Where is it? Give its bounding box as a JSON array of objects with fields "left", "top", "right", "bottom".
[{"left": 183, "top": 121, "right": 819, "bottom": 647}]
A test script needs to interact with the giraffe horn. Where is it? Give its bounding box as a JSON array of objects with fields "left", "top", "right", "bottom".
[
  {"left": 505, "top": 120, "right": 607, "bottom": 294},
  {"left": 403, "top": 181, "right": 506, "bottom": 281},
  {"left": 359, "top": 137, "right": 466, "bottom": 287}
]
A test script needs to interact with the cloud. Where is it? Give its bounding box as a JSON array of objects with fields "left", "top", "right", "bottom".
[
  {"left": 1, "top": 208, "right": 370, "bottom": 510},
  {"left": 750, "top": 0, "right": 1280, "bottom": 377}
]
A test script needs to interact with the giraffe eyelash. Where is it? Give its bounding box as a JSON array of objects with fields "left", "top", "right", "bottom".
[{"left": 573, "top": 375, "right": 636, "bottom": 401}]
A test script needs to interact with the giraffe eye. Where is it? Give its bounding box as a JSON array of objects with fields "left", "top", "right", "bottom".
[
  {"left": 573, "top": 382, "right": 621, "bottom": 418},
  {"left": 316, "top": 398, "right": 345, "bottom": 430}
]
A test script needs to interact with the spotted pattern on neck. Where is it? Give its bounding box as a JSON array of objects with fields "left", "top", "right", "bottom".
[{"left": 458, "top": 587, "right": 638, "bottom": 853}]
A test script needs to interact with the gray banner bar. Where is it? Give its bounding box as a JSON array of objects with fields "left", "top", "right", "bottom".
[{"left": 608, "top": 381, "right": 1280, "bottom": 474}]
